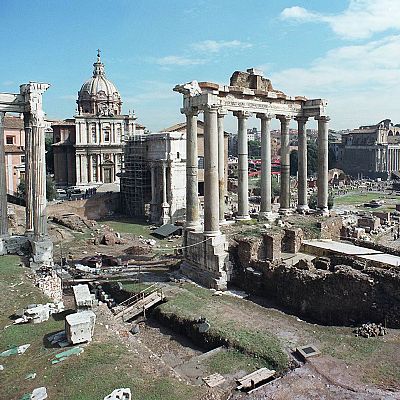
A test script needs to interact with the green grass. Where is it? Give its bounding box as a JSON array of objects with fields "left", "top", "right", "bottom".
[
  {"left": 206, "top": 348, "right": 271, "bottom": 374},
  {"left": 101, "top": 218, "right": 152, "bottom": 238},
  {"left": 335, "top": 192, "right": 398, "bottom": 206},
  {"left": 158, "top": 284, "right": 289, "bottom": 372},
  {"left": 121, "top": 282, "right": 152, "bottom": 293},
  {"left": 0, "top": 256, "right": 201, "bottom": 400}
]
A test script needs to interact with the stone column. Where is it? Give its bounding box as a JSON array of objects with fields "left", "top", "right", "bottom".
[
  {"left": 31, "top": 114, "right": 48, "bottom": 240},
  {"left": 23, "top": 113, "right": 34, "bottom": 234},
  {"left": 316, "top": 116, "right": 330, "bottom": 214},
  {"left": 217, "top": 109, "right": 227, "bottom": 223},
  {"left": 257, "top": 113, "right": 273, "bottom": 219},
  {"left": 161, "top": 161, "right": 170, "bottom": 225},
  {"left": 150, "top": 163, "right": 157, "bottom": 223},
  {"left": 296, "top": 116, "right": 309, "bottom": 211},
  {"left": 203, "top": 105, "right": 220, "bottom": 235},
  {"left": 278, "top": 115, "right": 291, "bottom": 213},
  {"left": 184, "top": 108, "right": 200, "bottom": 229},
  {"left": 234, "top": 111, "right": 251, "bottom": 220},
  {"left": 0, "top": 112, "right": 8, "bottom": 240}
]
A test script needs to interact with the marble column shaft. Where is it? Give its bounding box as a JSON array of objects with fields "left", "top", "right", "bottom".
[
  {"left": 0, "top": 112, "right": 8, "bottom": 237},
  {"left": 296, "top": 117, "right": 308, "bottom": 210},
  {"left": 279, "top": 116, "right": 291, "bottom": 211},
  {"left": 203, "top": 106, "right": 220, "bottom": 235},
  {"left": 31, "top": 119, "right": 48, "bottom": 240},
  {"left": 162, "top": 161, "right": 167, "bottom": 205},
  {"left": 235, "top": 111, "right": 250, "bottom": 219},
  {"left": 185, "top": 110, "right": 199, "bottom": 229},
  {"left": 316, "top": 116, "right": 330, "bottom": 211},
  {"left": 23, "top": 113, "right": 34, "bottom": 234},
  {"left": 217, "top": 110, "right": 227, "bottom": 222},
  {"left": 257, "top": 113, "right": 272, "bottom": 216}
]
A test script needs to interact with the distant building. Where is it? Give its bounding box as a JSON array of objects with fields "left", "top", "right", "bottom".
[
  {"left": 3, "top": 115, "right": 25, "bottom": 194},
  {"left": 120, "top": 120, "right": 229, "bottom": 225},
  {"left": 52, "top": 51, "right": 144, "bottom": 187},
  {"left": 338, "top": 119, "right": 400, "bottom": 179}
]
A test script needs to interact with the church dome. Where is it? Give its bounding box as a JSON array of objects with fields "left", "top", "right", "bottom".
[{"left": 77, "top": 51, "right": 122, "bottom": 116}]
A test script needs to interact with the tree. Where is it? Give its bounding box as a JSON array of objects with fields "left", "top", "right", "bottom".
[
  {"left": 255, "top": 175, "right": 280, "bottom": 198},
  {"left": 308, "top": 192, "right": 335, "bottom": 210},
  {"left": 290, "top": 142, "right": 319, "bottom": 176},
  {"left": 17, "top": 177, "right": 57, "bottom": 202},
  {"left": 248, "top": 140, "right": 261, "bottom": 158},
  {"left": 45, "top": 136, "right": 54, "bottom": 174}
]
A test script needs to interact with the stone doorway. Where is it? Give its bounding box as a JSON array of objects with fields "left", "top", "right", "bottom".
[{"left": 103, "top": 167, "right": 112, "bottom": 183}]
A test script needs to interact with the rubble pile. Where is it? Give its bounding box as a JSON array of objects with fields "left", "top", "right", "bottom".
[
  {"left": 33, "top": 267, "right": 62, "bottom": 302},
  {"left": 52, "top": 213, "right": 96, "bottom": 233},
  {"left": 354, "top": 323, "right": 387, "bottom": 338},
  {"left": 14, "top": 302, "right": 64, "bottom": 325}
]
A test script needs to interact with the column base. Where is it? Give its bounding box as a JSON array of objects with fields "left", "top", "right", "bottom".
[
  {"left": 160, "top": 202, "right": 170, "bottom": 225},
  {"left": 236, "top": 215, "right": 251, "bottom": 221},
  {"left": 181, "top": 230, "right": 230, "bottom": 290},
  {"left": 279, "top": 208, "right": 292, "bottom": 215},
  {"left": 30, "top": 238, "right": 53, "bottom": 270},
  {"left": 0, "top": 237, "right": 6, "bottom": 256},
  {"left": 203, "top": 230, "right": 221, "bottom": 237},
  {"left": 317, "top": 207, "right": 330, "bottom": 217},
  {"left": 258, "top": 211, "right": 275, "bottom": 221},
  {"left": 185, "top": 223, "right": 202, "bottom": 232},
  {"left": 296, "top": 204, "right": 310, "bottom": 213}
]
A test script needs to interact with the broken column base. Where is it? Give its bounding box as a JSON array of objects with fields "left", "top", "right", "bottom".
[
  {"left": 0, "top": 237, "right": 6, "bottom": 256},
  {"left": 30, "top": 238, "right": 53, "bottom": 270},
  {"left": 181, "top": 230, "right": 230, "bottom": 290}
]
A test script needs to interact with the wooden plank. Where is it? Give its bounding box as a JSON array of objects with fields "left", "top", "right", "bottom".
[
  {"left": 202, "top": 373, "right": 225, "bottom": 387},
  {"left": 237, "top": 368, "right": 275, "bottom": 390}
]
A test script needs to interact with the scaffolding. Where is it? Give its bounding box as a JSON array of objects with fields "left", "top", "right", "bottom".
[{"left": 120, "top": 135, "right": 150, "bottom": 217}]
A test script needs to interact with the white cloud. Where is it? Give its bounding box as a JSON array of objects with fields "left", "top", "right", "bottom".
[
  {"left": 155, "top": 55, "right": 205, "bottom": 66},
  {"left": 281, "top": 0, "right": 400, "bottom": 39},
  {"left": 269, "top": 35, "right": 400, "bottom": 129},
  {"left": 191, "top": 40, "right": 252, "bottom": 53}
]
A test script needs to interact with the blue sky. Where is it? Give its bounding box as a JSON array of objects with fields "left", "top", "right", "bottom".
[{"left": 1, "top": 0, "right": 400, "bottom": 132}]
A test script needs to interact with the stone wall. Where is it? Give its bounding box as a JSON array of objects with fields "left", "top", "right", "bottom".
[
  {"left": 47, "top": 192, "right": 121, "bottom": 220},
  {"left": 34, "top": 268, "right": 62, "bottom": 302},
  {"left": 230, "top": 237, "right": 400, "bottom": 327},
  {"left": 318, "top": 216, "right": 343, "bottom": 239}
]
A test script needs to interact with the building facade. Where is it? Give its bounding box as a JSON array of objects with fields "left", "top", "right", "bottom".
[
  {"left": 3, "top": 115, "right": 25, "bottom": 194},
  {"left": 339, "top": 119, "right": 400, "bottom": 179},
  {"left": 53, "top": 52, "right": 143, "bottom": 187}
]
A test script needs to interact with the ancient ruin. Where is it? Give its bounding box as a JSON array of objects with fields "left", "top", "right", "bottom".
[
  {"left": 0, "top": 82, "right": 53, "bottom": 268},
  {"left": 174, "top": 68, "right": 330, "bottom": 289}
]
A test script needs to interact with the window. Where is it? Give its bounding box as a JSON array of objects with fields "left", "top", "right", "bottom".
[
  {"left": 177, "top": 152, "right": 180, "bottom": 159},
  {"left": 198, "top": 156, "right": 204, "bottom": 169},
  {"left": 6, "top": 136, "right": 13, "bottom": 144},
  {"left": 21, "top": 156, "right": 25, "bottom": 163},
  {"left": 104, "top": 131, "right": 110, "bottom": 142},
  {"left": 91, "top": 125, "right": 97, "bottom": 142}
]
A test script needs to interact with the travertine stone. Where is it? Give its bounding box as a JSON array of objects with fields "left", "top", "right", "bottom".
[
  {"left": 257, "top": 113, "right": 273, "bottom": 219},
  {"left": 296, "top": 116, "right": 309, "bottom": 211},
  {"left": 0, "top": 112, "right": 8, "bottom": 240},
  {"left": 204, "top": 106, "right": 220, "bottom": 235},
  {"left": 218, "top": 109, "right": 227, "bottom": 223},
  {"left": 23, "top": 113, "right": 33, "bottom": 235},
  {"left": 278, "top": 115, "right": 291, "bottom": 213},
  {"left": 234, "top": 110, "right": 251, "bottom": 220},
  {"left": 185, "top": 108, "right": 200, "bottom": 230},
  {"left": 316, "top": 116, "right": 330, "bottom": 214}
]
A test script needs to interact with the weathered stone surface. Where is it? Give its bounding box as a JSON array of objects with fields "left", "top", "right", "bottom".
[
  {"left": 319, "top": 216, "right": 343, "bottom": 239},
  {"left": 313, "top": 256, "right": 331, "bottom": 270},
  {"left": 65, "top": 310, "right": 96, "bottom": 344},
  {"left": 263, "top": 233, "right": 282, "bottom": 261},
  {"left": 283, "top": 228, "right": 303, "bottom": 253},
  {"left": 358, "top": 216, "right": 380, "bottom": 232}
]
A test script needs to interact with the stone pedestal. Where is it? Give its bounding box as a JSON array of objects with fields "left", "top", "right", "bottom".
[
  {"left": 30, "top": 238, "right": 53, "bottom": 270},
  {"left": 181, "top": 229, "right": 230, "bottom": 290},
  {"left": 161, "top": 202, "right": 170, "bottom": 225},
  {"left": 0, "top": 238, "right": 6, "bottom": 256}
]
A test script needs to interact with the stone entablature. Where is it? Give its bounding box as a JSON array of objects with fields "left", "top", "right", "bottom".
[{"left": 174, "top": 68, "right": 330, "bottom": 290}]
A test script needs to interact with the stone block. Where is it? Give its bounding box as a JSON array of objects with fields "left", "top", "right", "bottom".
[
  {"left": 372, "top": 211, "right": 391, "bottom": 225},
  {"left": 31, "top": 238, "right": 53, "bottom": 269},
  {"left": 313, "top": 256, "right": 330, "bottom": 270},
  {"left": 65, "top": 310, "right": 96, "bottom": 344},
  {"left": 283, "top": 228, "right": 303, "bottom": 253},
  {"left": 319, "top": 217, "right": 343, "bottom": 240},
  {"left": 358, "top": 217, "right": 380, "bottom": 231},
  {"left": 0, "top": 237, "right": 5, "bottom": 256},
  {"left": 263, "top": 233, "right": 281, "bottom": 261},
  {"left": 72, "top": 284, "right": 94, "bottom": 310},
  {"left": 296, "top": 258, "right": 313, "bottom": 270}
]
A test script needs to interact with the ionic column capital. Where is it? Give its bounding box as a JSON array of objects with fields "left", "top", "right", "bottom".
[
  {"left": 294, "top": 116, "right": 309, "bottom": 123},
  {"left": 217, "top": 108, "right": 228, "bottom": 117},
  {"left": 276, "top": 114, "right": 292, "bottom": 122},
  {"left": 315, "top": 115, "right": 330, "bottom": 122},
  {"left": 233, "top": 110, "right": 251, "bottom": 119},
  {"left": 181, "top": 107, "right": 199, "bottom": 117},
  {"left": 256, "top": 113, "right": 274, "bottom": 120}
]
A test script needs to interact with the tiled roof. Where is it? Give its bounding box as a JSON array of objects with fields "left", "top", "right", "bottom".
[{"left": 4, "top": 116, "right": 23, "bottom": 129}]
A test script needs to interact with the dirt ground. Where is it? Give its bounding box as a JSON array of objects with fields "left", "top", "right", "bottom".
[{"left": 5, "top": 203, "right": 400, "bottom": 399}]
